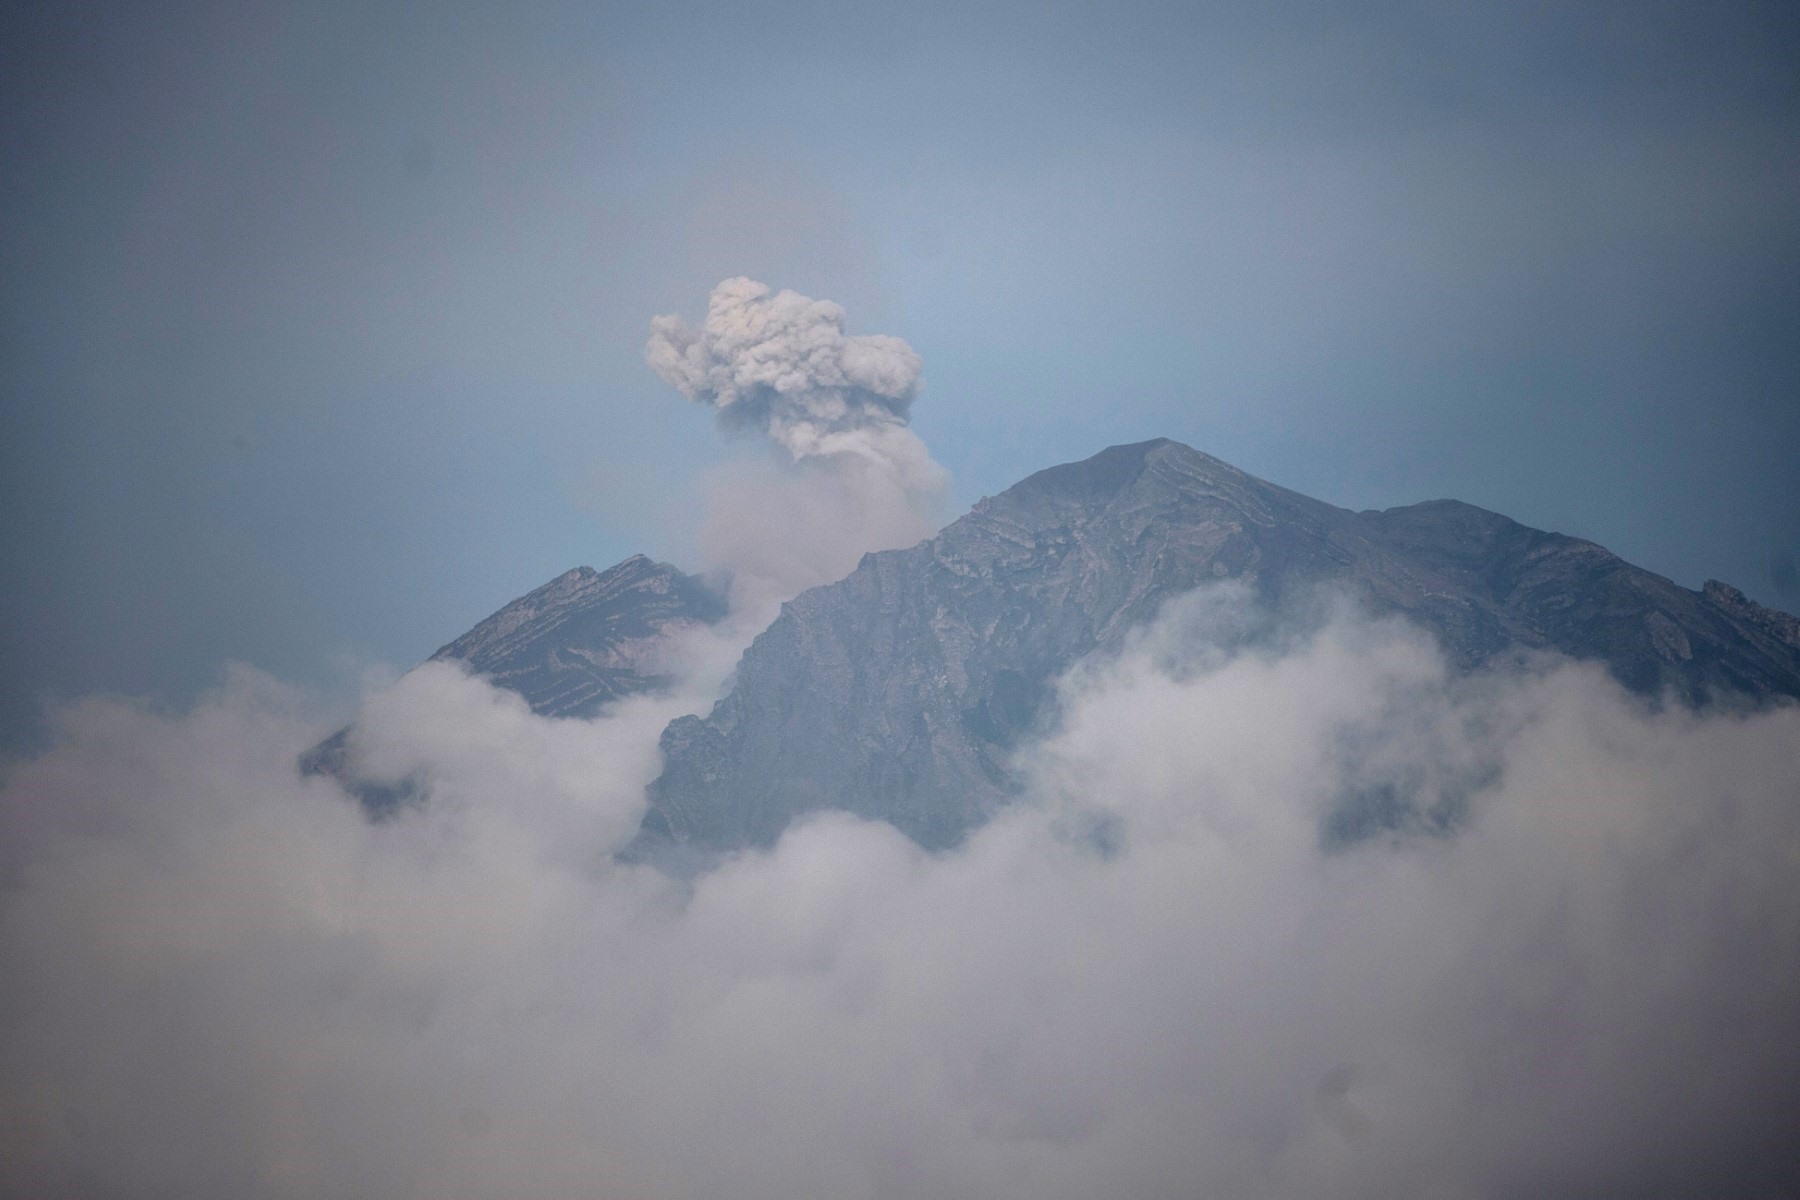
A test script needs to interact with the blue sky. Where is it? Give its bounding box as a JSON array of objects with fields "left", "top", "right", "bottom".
[{"left": 3, "top": 0, "right": 1798, "bottom": 748}]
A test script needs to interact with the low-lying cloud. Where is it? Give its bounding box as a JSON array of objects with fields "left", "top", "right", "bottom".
[
  {"left": 648, "top": 279, "right": 945, "bottom": 614},
  {"left": 3, "top": 592, "right": 1799, "bottom": 1198}
]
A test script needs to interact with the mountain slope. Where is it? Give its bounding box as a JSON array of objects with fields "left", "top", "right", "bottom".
[
  {"left": 424, "top": 555, "right": 727, "bottom": 719},
  {"left": 638, "top": 439, "right": 1800, "bottom": 854},
  {"left": 302, "top": 555, "right": 725, "bottom": 810}
]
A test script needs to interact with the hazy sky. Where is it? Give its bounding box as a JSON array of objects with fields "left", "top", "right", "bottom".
[
  {"left": 4, "top": 0, "right": 1798, "bottom": 747},
  {"left": 5, "top": 9, "right": 1800, "bottom": 1193}
]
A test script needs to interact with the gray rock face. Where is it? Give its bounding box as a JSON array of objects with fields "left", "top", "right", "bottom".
[
  {"left": 638, "top": 439, "right": 1800, "bottom": 854},
  {"left": 424, "top": 555, "right": 728, "bottom": 719},
  {"left": 301, "top": 555, "right": 724, "bottom": 811}
]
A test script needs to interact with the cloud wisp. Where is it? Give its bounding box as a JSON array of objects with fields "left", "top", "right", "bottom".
[
  {"left": 3, "top": 589, "right": 1798, "bottom": 1198},
  {"left": 648, "top": 279, "right": 946, "bottom": 614}
]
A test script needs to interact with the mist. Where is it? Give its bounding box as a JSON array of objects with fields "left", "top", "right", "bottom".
[{"left": 4, "top": 589, "right": 1797, "bottom": 1199}]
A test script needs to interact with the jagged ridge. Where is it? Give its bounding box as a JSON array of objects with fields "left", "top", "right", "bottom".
[
  {"left": 427, "top": 554, "right": 726, "bottom": 720},
  {"left": 637, "top": 439, "right": 1800, "bottom": 855}
]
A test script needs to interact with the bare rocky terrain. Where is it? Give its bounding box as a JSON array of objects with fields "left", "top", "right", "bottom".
[
  {"left": 639, "top": 439, "right": 1800, "bottom": 853},
  {"left": 308, "top": 439, "right": 1800, "bottom": 847}
]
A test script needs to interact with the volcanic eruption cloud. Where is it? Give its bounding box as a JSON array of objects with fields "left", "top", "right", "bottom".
[{"left": 648, "top": 278, "right": 946, "bottom": 610}]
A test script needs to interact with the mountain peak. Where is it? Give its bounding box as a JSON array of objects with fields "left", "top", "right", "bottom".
[
  {"left": 516, "top": 556, "right": 690, "bottom": 613},
  {"left": 430, "top": 554, "right": 724, "bottom": 686},
  {"left": 972, "top": 439, "right": 1274, "bottom": 535},
  {"left": 637, "top": 438, "right": 1800, "bottom": 857},
  {"left": 1003, "top": 437, "right": 1202, "bottom": 502}
]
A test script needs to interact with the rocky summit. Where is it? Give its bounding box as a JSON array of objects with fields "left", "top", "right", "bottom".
[
  {"left": 422, "top": 554, "right": 727, "bottom": 720},
  {"left": 636, "top": 439, "right": 1800, "bottom": 855},
  {"left": 310, "top": 439, "right": 1800, "bottom": 847}
]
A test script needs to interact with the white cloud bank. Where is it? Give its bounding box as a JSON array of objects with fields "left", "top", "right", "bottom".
[
  {"left": 648, "top": 279, "right": 945, "bottom": 615},
  {"left": 3, "top": 592, "right": 1799, "bottom": 1199}
]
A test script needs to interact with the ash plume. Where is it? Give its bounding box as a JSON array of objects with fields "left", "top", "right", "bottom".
[
  {"left": 647, "top": 277, "right": 927, "bottom": 482},
  {"left": 648, "top": 279, "right": 946, "bottom": 612}
]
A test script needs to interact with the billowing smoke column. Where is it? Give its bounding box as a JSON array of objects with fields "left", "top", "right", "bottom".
[
  {"left": 647, "top": 277, "right": 928, "bottom": 482},
  {"left": 648, "top": 279, "right": 946, "bottom": 610}
]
